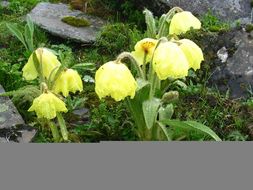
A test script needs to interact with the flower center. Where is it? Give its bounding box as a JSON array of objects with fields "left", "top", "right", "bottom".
[{"left": 141, "top": 42, "right": 155, "bottom": 53}]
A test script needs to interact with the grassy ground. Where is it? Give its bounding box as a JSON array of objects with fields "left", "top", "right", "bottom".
[{"left": 1, "top": 0, "right": 252, "bottom": 142}]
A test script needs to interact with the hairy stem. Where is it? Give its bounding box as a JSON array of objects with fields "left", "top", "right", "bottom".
[
  {"left": 116, "top": 52, "right": 145, "bottom": 79},
  {"left": 57, "top": 112, "right": 68, "bottom": 141}
]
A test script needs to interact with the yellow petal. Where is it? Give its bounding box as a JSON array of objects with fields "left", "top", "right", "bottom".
[
  {"left": 28, "top": 92, "right": 67, "bottom": 119},
  {"left": 53, "top": 69, "right": 83, "bottom": 97},
  {"left": 22, "top": 55, "right": 39, "bottom": 80},
  {"left": 95, "top": 61, "right": 137, "bottom": 101},
  {"left": 39, "top": 48, "right": 61, "bottom": 79},
  {"left": 169, "top": 11, "right": 201, "bottom": 35},
  {"left": 178, "top": 39, "right": 204, "bottom": 71},
  {"left": 153, "top": 41, "right": 189, "bottom": 80},
  {"left": 131, "top": 38, "right": 158, "bottom": 65},
  {"left": 22, "top": 48, "right": 61, "bottom": 80}
]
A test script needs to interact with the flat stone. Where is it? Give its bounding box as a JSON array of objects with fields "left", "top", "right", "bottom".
[
  {"left": 0, "top": 85, "right": 37, "bottom": 142},
  {"left": 27, "top": 2, "right": 106, "bottom": 44},
  {"left": 137, "top": 0, "right": 252, "bottom": 22},
  {"left": 0, "top": 1, "right": 10, "bottom": 8},
  {"left": 210, "top": 30, "right": 253, "bottom": 98}
]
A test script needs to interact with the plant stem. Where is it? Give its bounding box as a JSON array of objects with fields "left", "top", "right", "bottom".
[
  {"left": 116, "top": 52, "right": 145, "bottom": 79},
  {"left": 142, "top": 53, "right": 147, "bottom": 80},
  {"left": 49, "top": 122, "right": 60, "bottom": 142},
  {"left": 157, "top": 7, "right": 184, "bottom": 38},
  {"left": 56, "top": 112, "right": 68, "bottom": 141},
  {"left": 148, "top": 38, "right": 167, "bottom": 99}
]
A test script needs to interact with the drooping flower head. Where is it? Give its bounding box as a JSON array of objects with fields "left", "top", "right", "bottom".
[
  {"left": 177, "top": 39, "right": 204, "bottom": 71},
  {"left": 169, "top": 11, "right": 201, "bottom": 35},
  {"left": 28, "top": 91, "right": 67, "bottom": 120},
  {"left": 131, "top": 38, "right": 158, "bottom": 66},
  {"left": 22, "top": 48, "right": 61, "bottom": 80},
  {"left": 95, "top": 61, "right": 137, "bottom": 101},
  {"left": 153, "top": 41, "right": 189, "bottom": 80},
  {"left": 53, "top": 69, "right": 83, "bottom": 97}
]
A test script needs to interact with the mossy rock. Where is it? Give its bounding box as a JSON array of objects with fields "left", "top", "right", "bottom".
[
  {"left": 245, "top": 24, "right": 253, "bottom": 33},
  {"left": 61, "top": 16, "right": 91, "bottom": 27}
]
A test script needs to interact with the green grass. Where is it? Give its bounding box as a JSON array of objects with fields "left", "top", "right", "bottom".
[
  {"left": 201, "top": 10, "right": 231, "bottom": 32},
  {"left": 174, "top": 84, "right": 251, "bottom": 140}
]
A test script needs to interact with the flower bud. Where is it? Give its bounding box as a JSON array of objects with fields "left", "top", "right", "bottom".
[{"left": 161, "top": 91, "right": 179, "bottom": 103}]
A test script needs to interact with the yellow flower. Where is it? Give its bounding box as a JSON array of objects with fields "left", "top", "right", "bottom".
[
  {"left": 53, "top": 69, "right": 83, "bottom": 97},
  {"left": 22, "top": 48, "right": 61, "bottom": 80},
  {"left": 95, "top": 61, "right": 137, "bottom": 101},
  {"left": 178, "top": 39, "right": 204, "bottom": 71},
  {"left": 131, "top": 38, "right": 158, "bottom": 66},
  {"left": 169, "top": 11, "right": 201, "bottom": 35},
  {"left": 153, "top": 41, "right": 189, "bottom": 80},
  {"left": 28, "top": 91, "right": 67, "bottom": 120}
]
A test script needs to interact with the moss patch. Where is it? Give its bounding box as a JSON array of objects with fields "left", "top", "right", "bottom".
[
  {"left": 245, "top": 24, "right": 253, "bottom": 33},
  {"left": 61, "top": 16, "right": 91, "bottom": 27}
]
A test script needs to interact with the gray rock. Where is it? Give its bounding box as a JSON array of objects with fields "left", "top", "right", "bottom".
[
  {"left": 0, "top": 1, "right": 10, "bottom": 8},
  {"left": 0, "top": 85, "right": 37, "bottom": 142},
  {"left": 27, "top": 2, "right": 106, "bottom": 44},
  {"left": 210, "top": 30, "right": 253, "bottom": 98},
  {"left": 137, "top": 0, "right": 252, "bottom": 22}
]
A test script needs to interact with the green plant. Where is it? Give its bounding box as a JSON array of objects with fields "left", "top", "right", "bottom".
[
  {"left": 201, "top": 10, "right": 230, "bottom": 32},
  {"left": 7, "top": 0, "right": 41, "bottom": 15},
  {"left": 96, "top": 23, "right": 143, "bottom": 55},
  {"left": 2, "top": 47, "right": 84, "bottom": 142},
  {"left": 6, "top": 15, "right": 35, "bottom": 54},
  {"left": 94, "top": 0, "right": 145, "bottom": 27},
  {"left": 94, "top": 8, "right": 221, "bottom": 141},
  {"left": 73, "top": 101, "right": 136, "bottom": 142}
]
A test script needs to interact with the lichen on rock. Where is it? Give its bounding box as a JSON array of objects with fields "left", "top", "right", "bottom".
[{"left": 61, "top": 16, "right": 91, "bottom": 27}]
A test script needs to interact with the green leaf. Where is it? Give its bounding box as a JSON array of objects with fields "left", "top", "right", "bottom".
[
  {"left": 25, "top": 15, "right": 34, "bottom": 52},
  {"left": 125, "top": 84, "right": 150, "bottom": 136},
  {"left": 158, "top": 104, "right": 174, "bottom": 121},
  {"left": 6, "top": 23, "right": 28, "bottom": 50},
  {"left": 136, "top": 78, "right": 150, "bottom": 91},
  {"left": 162, "top": 120, "right": 222, "bottom": 141},
  {"left": 32, "top": 52, "right": 40, "bottom": 74},
  {"left": 155, "top": 122, "right": 171, "bottom": 141},
  {"left": 25, "top": 24, "right": 33, "bottom": 52},
  {"left": 143, "top": 9, "right": 157, "bottom": 38},
  {"left": 173, "top": 80, "right": 187, "bottom": 90},
  {"left": 71, "top": 63, "right": 96, "bottom": 71},
  {"left": 142, "top": 98, "right": 160, "bottom": 129},
  {"left": 26, "top": 15, "right": 34, "bottom": 35},
  {"left": 157, "top": 14, "right": 170, "bottom": 38}
]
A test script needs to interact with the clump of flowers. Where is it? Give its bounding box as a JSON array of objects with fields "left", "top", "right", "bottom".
[
  {"left": 22, "top": 47, "right": 83, "bottom": 142},
  {"left": 94, "top": 7, "right": 221, "bottom": 141}
]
